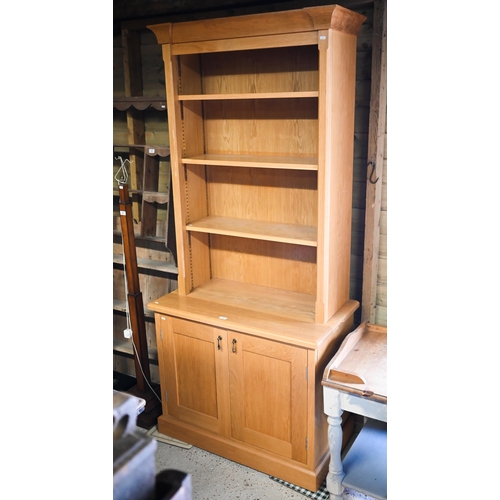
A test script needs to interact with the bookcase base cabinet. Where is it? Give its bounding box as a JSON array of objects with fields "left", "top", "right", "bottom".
[{"left": 150, "top": 298, "right": 359, "bottom": 492}]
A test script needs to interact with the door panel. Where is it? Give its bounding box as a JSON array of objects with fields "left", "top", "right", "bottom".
[
  {"left": 174, "top": 332, "right": 218, "bottom": 417},
  {"left": 162, "top": 316, "right": 230, "bottom": 435},
  {"left": 229, "top": 332, "right": 308, "bottom": 463}
]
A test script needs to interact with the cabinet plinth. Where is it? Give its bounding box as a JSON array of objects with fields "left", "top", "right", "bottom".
[{"left": 147, "top": 4, "right": 365, "bottom": 491}]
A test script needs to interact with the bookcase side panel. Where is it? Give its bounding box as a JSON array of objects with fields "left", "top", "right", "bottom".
[
  {"left": 177, "top": 54, "right": 212, "bottom": 291},
  {"left": 162, "top": 43, "right": 191, "bottom": 295},
  {"left": 324, "top": 29, "right": 358, "bottom": 321},
  {"left": 315, "top": 28, "right": 358, "bottom": 323}
]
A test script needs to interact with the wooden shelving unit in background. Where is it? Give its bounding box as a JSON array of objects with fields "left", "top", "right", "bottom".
[{"left": 113, "top": 22, "right": 178, "bottom": 428}]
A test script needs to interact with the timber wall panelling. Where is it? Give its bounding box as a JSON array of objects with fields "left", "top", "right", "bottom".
[
  {"left": 361, "top": 0, "right": 386, "bottom": 326},
  {"left": 113, "top": 24, "right": 178, "bottom": 383},
  {"left": 351, "top": 3, "right": 374, "bottom": 323}
]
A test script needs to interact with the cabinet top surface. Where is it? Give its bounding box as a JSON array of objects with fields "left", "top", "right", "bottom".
[
  {"left": 322, "top": 322, "right": 387, "bottom": 402},
  {"left": 147, "top": 280, "right": 359, "bottom": 350},
  {"left": 147, "top": 4, "right": 366, "bottom": 45}
]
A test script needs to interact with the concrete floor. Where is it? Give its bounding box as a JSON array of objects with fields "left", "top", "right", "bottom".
[{"left": 140, "top": 427, "right": 376, "bottom": 500}]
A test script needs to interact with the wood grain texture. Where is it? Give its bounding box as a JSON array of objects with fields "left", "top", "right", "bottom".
[
  {"left": 229, "top": 333, "right": 308, "bottom": 463},
  {"left": 158, "top": 12, "right": 362, "bottom": 308},
  {"left": 187, "top": 216, "right": 317, "bottom": 246},
  {"left": 206, "top": 165, "right": 317, "bottom": 226},
  {"left": 157, "top": 316, "right": 231, "bottom": 435},
  {"left": 162, "top": 43, "right": 190, "bottom": 294},
  {"left": 148, "top": 5, "right": 366, "bottom": 45},
  {"left": 147, "top": 5, "right": 366, "bottom": 491},
  {"left": 210, "top": 235, "right": 317, "bottom": 295},
  {"left": 201, "top": 98, "right": 318, "bottom": 156},
  {"left": 150, "top": 299, "right": 358, "bottom": 491},
  {"left": 148, "top": 284, "right": 359, "bottom": 348},
  {"left": 171, "top": 32, "right": 318, "bottom": 55},
  {"left": 155, "top": 412, "right": 327, "bottom": 492},
  {"left": 328, "top": 369, "right": 366, "bottom": 384},
  {"left": 322, "top": 322, "right": 387, "bottom": 402},
  {"left": 178, "top": 92, "right": 318, "bottom": 100},
  {"left": 199, "top": 46, "right": 318, "bottom": 94},
  {"left": 315, "top": 28, "right": 357, "bottom": 323},
  {"left": 182, "top": 153, "right": 318, "bottom": 170},
  {"left": 362, "top": 0, "right": 387, "bottom": 325},
  {"left": 175, "top": 330, "right": 219, "bottom": 417}
]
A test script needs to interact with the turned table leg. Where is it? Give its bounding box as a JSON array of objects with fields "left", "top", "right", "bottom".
[{"left": 324, "top": 390, "right": 344, "bottom": 500}]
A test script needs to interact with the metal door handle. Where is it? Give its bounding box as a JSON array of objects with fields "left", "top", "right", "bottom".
[
  {"left": 232, "top": 338, "right": 237, "bottom": 353},
  {"left": 217, "top": 335, "right": 223, "bottom": 350}
]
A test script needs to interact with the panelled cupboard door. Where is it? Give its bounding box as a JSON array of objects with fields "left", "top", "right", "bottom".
[
  {"left": 228, "top": 332, "right": 309, "bottom": 464},
  {"left": 159, "top": 316, "right": 231, "bottom": 436}
]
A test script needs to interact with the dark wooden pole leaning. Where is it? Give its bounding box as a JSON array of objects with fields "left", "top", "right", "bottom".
[{"left": 118, "top": 182, "right": 151, "bottom": 392}]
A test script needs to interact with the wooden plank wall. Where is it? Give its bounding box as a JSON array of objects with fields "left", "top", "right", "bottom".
[
  {"left": 374, "top": 132, "right": 387, "bottom": 325},
  {"left": 350, "top": 4, "right": 374, "bottom": 324},
  {"left": 361, "top": 0, "right": 387, "bottom": 326}
]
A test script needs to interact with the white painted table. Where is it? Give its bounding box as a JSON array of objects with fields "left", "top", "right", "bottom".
[{"left": 322, "top": 322, "right": 387, "bottom": 500}]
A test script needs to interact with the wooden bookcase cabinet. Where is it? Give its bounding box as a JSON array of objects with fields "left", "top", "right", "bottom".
[{"left": 147, "top": 4, "right": 366, "bottom": 492}]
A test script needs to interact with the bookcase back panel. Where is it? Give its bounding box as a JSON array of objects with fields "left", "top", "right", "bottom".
[
  {"left": 209, "top": 235, "right": 317, "bottom": 295},
  {"left": 198, "top": 47, "right": 318, "bottom": 94},
  {"left": 200, "top": 99, "right": 318, "bottom": 156},
  {"left": 206, "top": 166, "right": 317, "bottom": 226},
  {"left": 178, "top": 54, "right": 203, "bottom": 93}
]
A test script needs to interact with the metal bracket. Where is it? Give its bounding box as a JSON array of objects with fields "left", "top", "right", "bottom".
[{"left": 368, "top": 161, "right": 379, "bottom": 184}]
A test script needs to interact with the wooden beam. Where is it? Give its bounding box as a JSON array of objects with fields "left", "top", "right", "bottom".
[
  {"left": 121, "top": 26, "right": 145, "bottom": 223},
  {"left": 361, "top": 0, "right": 386, "bottom": 323},
  {"left": 118, "top": 183, "right": 151, "bottom": 391}
]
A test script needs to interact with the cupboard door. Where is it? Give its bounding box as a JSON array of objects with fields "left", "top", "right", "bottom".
[
  {"left": 228, "top": 332, "right": 308, "bottom": 464},
  {"left": 160, "top": 316, "right": 230, "bottom": 436}
]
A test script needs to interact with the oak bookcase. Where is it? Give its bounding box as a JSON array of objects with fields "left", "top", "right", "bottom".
[{"left": 147, "top": 5, "right": 366, "bottom": 491}]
